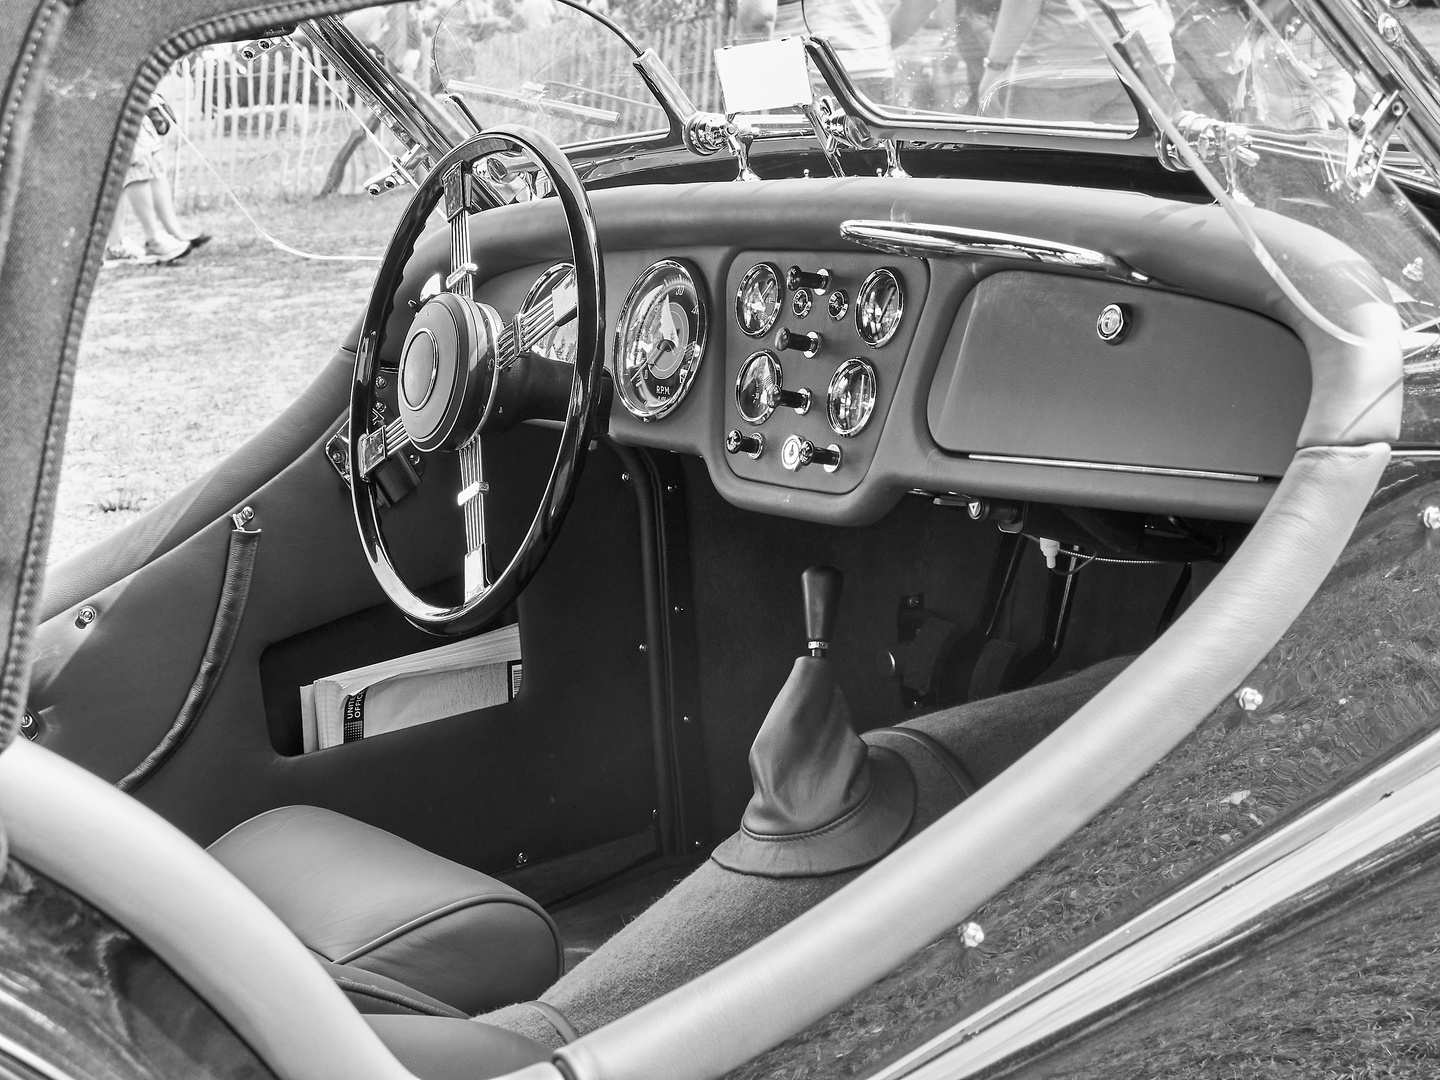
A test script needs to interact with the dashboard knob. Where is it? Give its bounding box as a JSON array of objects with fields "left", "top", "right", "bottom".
[
  {"left": 763, "top": 383, "right": 811, "bottom": 415},
  {"left": 775, "top": 327, "right": 821, "bottom": 357},
  {"left": 725, "top": 429, "right": 765, "bottom": 459},
  {"left": 781, "top": 434, "right": 842, "bottom": 473},
  {"left": 787, "top": 266, "right": 831, "bottom": 294}
]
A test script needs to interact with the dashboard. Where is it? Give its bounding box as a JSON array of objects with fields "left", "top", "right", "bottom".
[{"left": 386, "top": 177, "right": 1326, "bottom": 526}]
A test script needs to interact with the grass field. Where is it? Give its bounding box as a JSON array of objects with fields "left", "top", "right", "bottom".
[{"left": 52, "top": 194, "right": 402, "bottom": 563}]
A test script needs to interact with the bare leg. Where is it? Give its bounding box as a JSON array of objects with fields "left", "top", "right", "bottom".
[
  {"left": 123, "top": 180, "right": 164, "bottom": 242},
  {"left": 149, "top": 173, "right": 187, "bottom": 239}
]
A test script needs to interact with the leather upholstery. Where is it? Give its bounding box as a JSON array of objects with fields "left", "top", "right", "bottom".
[
  {"left": 364, "top": 1016, "right": 552, "bottom": 1080},
  {"left": 711, "top": 657, "right": 915, "bottom": 877},
  {"left": 210, "top": 805, "right": 562, "bottom": 1015}
]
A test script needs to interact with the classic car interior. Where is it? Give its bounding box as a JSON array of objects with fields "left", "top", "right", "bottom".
[{"left": 0, "top": 0, "right": 1422, "bottom": 1078}]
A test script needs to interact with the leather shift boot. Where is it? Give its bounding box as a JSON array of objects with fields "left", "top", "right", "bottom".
[{"left": 712, "top": 657, "right": 915, "bottom": 877}]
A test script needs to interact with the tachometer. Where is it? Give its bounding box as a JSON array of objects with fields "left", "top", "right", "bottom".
[
  {"left": 856, "top": 268, "right": 903, "bottom": 347},
  {"left": 615, "top": 260, "right": 708, "bottom": 421},
  {"left": 522, "top": 263, "right": 578, "bottom": 364},
  {"left": 735, "top": 262, "right": 782, "bottom": 338}
]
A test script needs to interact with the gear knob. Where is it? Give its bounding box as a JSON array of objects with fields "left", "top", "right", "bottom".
[{"left": 802, "top": 566, "right": 843, "bottom": 657}]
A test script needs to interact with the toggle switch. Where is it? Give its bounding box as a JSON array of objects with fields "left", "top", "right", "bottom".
[
  {"left": 787, "top": 266, "right": 831, "bottom": 294},
  {"left": 781, "top": 434, "right": 842, "bottom": 473},
  {"left": 775, "top": 327, "right": 821, "bottom": 357},
  {"left": 764, "top": 383, "right": 811, "bottom": 415},
  {"left": 725, "top": 429, "right": 765, "bottom": 459}
]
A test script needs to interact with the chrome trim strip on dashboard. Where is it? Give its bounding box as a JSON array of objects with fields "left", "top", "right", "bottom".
[
  {"left": 867, "top": 713, "right": 1440, "bottom": 1080},
  {"left": 966, "top": 454, "right": 1263, "bottom": 483},
  {"left": 839, "top": 220, "right": 1151, "bottom": 283}
]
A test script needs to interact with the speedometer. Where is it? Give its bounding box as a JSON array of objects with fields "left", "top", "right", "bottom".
[{"left": 614, "top": 260, "right": 708, "bottom": 421}]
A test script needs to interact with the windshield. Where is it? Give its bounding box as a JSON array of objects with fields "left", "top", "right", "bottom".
[{"left": 345, "top": 0, "right": 669, "bottom": 146}]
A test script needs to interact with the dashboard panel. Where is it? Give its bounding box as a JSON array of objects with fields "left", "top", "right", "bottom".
[
  {"left": 387, "top": 177, "right": 1381, "bottom": 526},
  {"left": 720, "top": 252, "right": 928, "bottom": 494}
]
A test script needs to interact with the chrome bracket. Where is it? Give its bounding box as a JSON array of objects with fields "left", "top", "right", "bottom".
[
  {"left": 684, "top": 112, "right": 730, "bottom": 157},
  {"left": 1157, "top": 111, "right": 1260, "bottom": 203},
  {"left": 237, "top": 32, "right": 291, "bottom": 63},
  {"left": 363, "top": 143, "right": 426, "bottom": 198},
  {"left": 1343, "top": 89, "right": 1407, "bottom": 197}
]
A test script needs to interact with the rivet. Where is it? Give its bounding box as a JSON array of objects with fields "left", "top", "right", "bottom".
[
  {"left": 682, "top": 715, "right": 692, "bottom": 723},
  {"left": 75, "top": 605, "right": 97, "bottom": 629},
  {"left": 516, "top": 852, "right": 528, "bottom": 866},
  {"left": 1236, "top": 686, "right": 1264, "bottom": 711},
  {"left": 960, "top": 921, "right": 985, "bottom": 948},
  {"left": 1420, "top": 504, "right": 1440, "bottom": 530},
  {"left": 638, "top": 643, "right": 647, "bottom": 652},
  {"left": 620, "top": 472, "right": 630, "bottom": 482}
]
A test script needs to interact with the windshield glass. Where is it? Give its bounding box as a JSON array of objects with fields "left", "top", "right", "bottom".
[{"left": 416, "top": 0, "right": 667, "bottom": 144}]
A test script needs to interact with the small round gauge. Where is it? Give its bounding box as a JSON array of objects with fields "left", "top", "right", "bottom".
[
  {"left": 827, "top": 358, "right": 877, "bottom": 437},
  {"left": 735, "top": 350, "right": 783, "bottom": 424},
  {"left": 614, "top": 260, "right": 708, "bottom": 421},
  {"left": 792, "top": 289, "right": 814, "bottom": 318},
  {"left": 522, "top": 263, "right": 578, "bottom": 364},
  {"left": 736, "top": 262, "right": 782, "bottom": 338},
  {"left": 827, "top": 289, "right": 849, "bottom": 321},
  {"left": 856, "top": 268, "right": 904, "bottom": 347}
]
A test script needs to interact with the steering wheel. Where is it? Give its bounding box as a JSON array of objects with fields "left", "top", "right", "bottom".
[{"left": 348, "top": 126, "right": 604, "bottom": 635}]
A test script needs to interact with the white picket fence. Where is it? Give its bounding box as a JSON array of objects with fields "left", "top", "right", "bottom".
[
  {"left": 157, "top": 43, "right": 407, "bottom": 208},
  {"left": 154, "top": 18, "right": 739, "bottom": 209}
]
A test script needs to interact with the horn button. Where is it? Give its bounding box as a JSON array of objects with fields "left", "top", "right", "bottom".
[{"left": 397, "top": 292, "right": 503, "bottom": 452}]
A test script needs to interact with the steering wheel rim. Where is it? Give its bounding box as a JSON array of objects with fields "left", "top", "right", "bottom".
[{"left": 349, "top": 126, "right": 604, "bottom": 635}]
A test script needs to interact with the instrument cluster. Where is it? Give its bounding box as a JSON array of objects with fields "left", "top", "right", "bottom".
[{"left": 722, "top": 252, "right": 923, "bottom": 492}]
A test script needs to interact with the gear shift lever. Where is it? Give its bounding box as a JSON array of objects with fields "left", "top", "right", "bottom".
[
  {"left": 712, "top": 565, "right": 916, "bottom": 877},
  {"left": 803, "top": 566, "right": 842, "bottom": 657}
]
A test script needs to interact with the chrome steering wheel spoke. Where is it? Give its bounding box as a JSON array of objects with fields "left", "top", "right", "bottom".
[
  {"left": 458, "top": 436, "right": 492, "bottom": 600},
  {"left": 349, "top": 125, "right": 605, "bottom": 635}
]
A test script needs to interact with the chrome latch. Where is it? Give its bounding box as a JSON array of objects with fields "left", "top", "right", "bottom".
[{"left": 1343, "top": 89, "right": 1406, "bottom": 197}]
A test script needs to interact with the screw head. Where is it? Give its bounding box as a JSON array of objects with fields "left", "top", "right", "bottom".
[
  {"left": 1379, "top": 12, "right": 1402, "bottom": 41},
  {"left": 960, "top": 921, "right": 985, "bottom": 948},
  {"left": 75, "top": 605, "right": 97, "bottom": 629},
  {"left": 1236, "top": 686, "right": 1264, "bottom": 712},
  {"left": 516, "top": 852, "right": 528, "bottom": 866}
]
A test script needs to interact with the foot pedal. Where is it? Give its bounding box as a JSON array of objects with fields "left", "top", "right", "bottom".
[{"left": 967, "top": 638, "right": 1020, "bottom": 701}]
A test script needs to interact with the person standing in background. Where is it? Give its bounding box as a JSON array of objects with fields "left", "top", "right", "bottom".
[
  {"left": 976, "top": 0, "right": 1175, "bottom": 122},
  {"left": 105, "top": 94, "right": 210, "bottom": 266}
]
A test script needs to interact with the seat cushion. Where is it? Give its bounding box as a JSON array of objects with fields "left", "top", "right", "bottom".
[
  {"left": 364, "top": 1015, "right": 551, "bottom": 1080},
  {"left": 210, "top": 805, "right": 561, "bottom": 1015}
]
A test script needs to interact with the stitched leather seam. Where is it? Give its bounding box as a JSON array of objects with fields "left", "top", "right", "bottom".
[
  {"left": 736, "top": 746, "right": 898, "bottom": 845},
  {"left": 333, "top": 894, "right": 558, "bottom": 966},
  {"left": 330, "top": 974, "right": 465, "bottom": 1019}
]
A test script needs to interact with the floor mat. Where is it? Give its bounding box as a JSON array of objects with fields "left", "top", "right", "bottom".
[{"left": 549, "top": 859, "right": 693, "bottom": 971}]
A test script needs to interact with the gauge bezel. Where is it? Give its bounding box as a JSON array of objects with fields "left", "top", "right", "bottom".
[
  {"left": 735, "top": 350, "right": 782, "bottom": 425},
  {"left": 735, "top": 262, "right": 783, "bottom": 338},
  {"left": 827, "top": 357, "right": 878, "bottom": 437},
  {"left": 522, "top": 262, "right": 578, "bottom": 363},
  {"left": 614, "top": 259, "right": 708, "bottom": 422},
  {"left": 855, "top": 267, "right": 904, "bottom": 347}
]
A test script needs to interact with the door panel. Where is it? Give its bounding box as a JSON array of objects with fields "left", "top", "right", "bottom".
[{"left": 28, "top": 412, "right": 658, "bottom": 872}]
